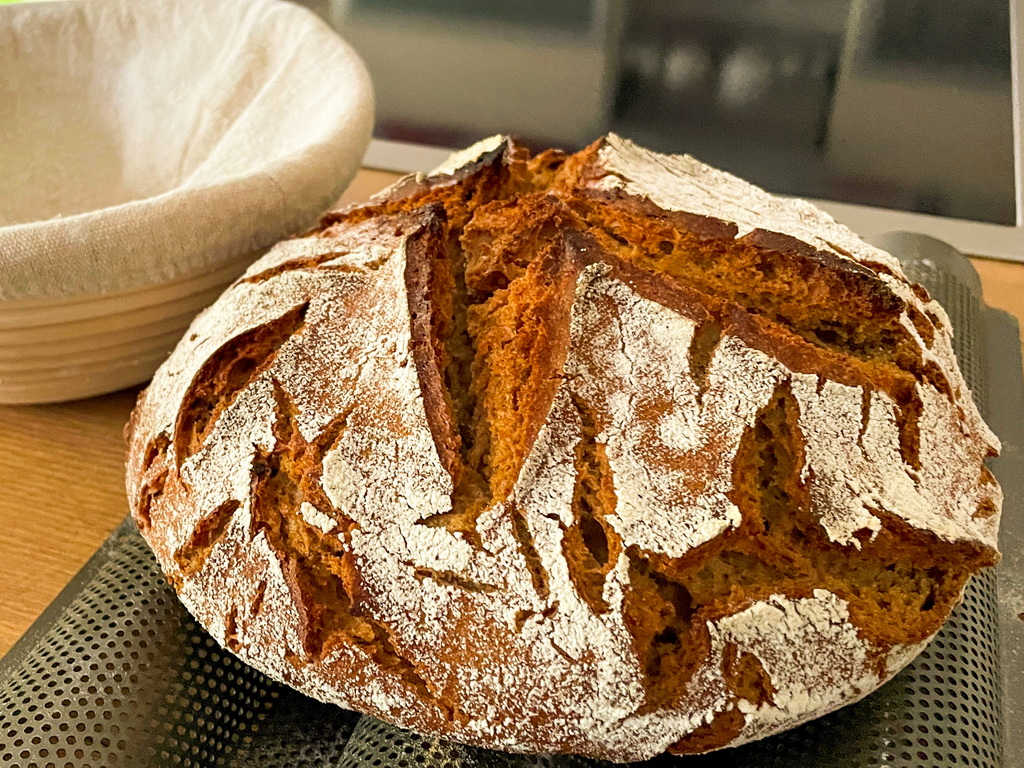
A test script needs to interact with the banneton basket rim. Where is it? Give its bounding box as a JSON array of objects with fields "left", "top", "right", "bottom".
[{"left": 0, "top": 0, "right": 374, "bottom": 303}]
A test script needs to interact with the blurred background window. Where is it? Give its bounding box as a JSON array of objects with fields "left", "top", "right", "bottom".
[{"left": 303, "top": 0, "right": 1015, "bottom": 225}]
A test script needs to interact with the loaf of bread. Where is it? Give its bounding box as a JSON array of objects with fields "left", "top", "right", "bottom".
[{"left": 126, "top": 135, "right": 1001, "bottom": 761}]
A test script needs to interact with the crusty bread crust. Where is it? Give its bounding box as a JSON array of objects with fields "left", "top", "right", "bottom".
[{"left": 126, "top": 135, "right": 1001, "bottom": 761}]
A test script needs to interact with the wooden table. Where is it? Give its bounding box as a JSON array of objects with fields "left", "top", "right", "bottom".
[{"left": 0, "top": 168, "right": 1021, "bottom": 657}]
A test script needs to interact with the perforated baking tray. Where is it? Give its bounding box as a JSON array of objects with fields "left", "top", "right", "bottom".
[{"left": 0, "top": 233, "right": 1019, "bottom": 768}]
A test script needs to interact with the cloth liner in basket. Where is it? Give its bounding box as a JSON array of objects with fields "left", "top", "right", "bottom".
[{"left": 0, "top": 0, "right": 374, "bottom": 404}]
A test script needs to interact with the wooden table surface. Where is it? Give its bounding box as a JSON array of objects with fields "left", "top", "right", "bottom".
[{"left": 0, "top": 168, "right": 1021, "bottom": 657}]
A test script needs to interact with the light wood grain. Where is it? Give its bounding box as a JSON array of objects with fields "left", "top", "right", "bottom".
[
  {"left": 972, "top": 257, "right": 1024, "bottom": 367},
  {"left": 0, "top": 168, "right": 1018, "bottom": 658},
  {"left": 0, "top": 387, "right": 142, "bottom": 653},
  {"left": 337, "top": 168, "right": 402, "bottom": 207}
]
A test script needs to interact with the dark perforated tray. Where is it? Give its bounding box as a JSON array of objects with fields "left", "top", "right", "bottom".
[{"left": 0, "top": 233, "right": 1019, "bottom": 768}]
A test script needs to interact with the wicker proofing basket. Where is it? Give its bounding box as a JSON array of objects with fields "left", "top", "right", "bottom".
[{"left": 0, "top": 0, "right": 374, "bottom": 404}]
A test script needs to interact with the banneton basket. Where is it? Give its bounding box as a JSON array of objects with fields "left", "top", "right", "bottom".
[
  {"left": 0, "top": 0, "right": 373, "bottom": 404},
  {"left": 0, "top": 233, "right": 1019, "bottom": 767}
]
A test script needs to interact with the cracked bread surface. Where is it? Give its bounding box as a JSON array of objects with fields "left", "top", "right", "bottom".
[{"left": 126, "top": 134, "right": 1001, "bottom": 762}]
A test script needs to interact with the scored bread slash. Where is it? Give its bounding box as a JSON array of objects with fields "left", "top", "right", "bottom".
[{"left": 125, "top": 134, "right": 1001, "bottom": 762}]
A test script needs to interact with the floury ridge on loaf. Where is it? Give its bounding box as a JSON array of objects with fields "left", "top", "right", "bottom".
[{"left": 126, "top": 135, "right": 1002, "bottom": 761}]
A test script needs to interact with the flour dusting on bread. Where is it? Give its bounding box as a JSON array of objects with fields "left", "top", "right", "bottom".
[{"left": 127, "top": 135, "right": 1001, "bottom": 761}]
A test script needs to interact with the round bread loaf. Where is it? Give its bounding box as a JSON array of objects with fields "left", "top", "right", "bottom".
[{"left": 126, "top": 135, "right": 1002, "bottom": 761}]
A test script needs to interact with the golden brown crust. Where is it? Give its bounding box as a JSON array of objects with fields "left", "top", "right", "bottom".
[
  {"left": 126, "top": 134, "right": 1001, "bottom": 762},
  {"left": 402, "top": 205, "right": 461, "bottom": 480}
]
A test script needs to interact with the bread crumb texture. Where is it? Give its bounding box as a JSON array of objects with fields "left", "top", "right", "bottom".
[{"left": 126, "top": 135, "right": 1001, "bottom": 762}]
